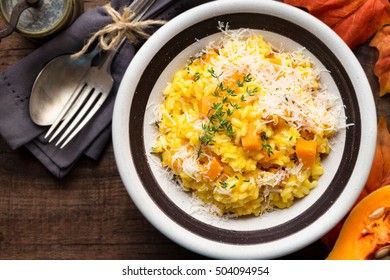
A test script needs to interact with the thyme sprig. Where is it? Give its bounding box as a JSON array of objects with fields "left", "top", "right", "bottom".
[
  {"left": 198, "top": 68, "right": 258, "bottom": 155},
  {"left": 261, "top": 135, "right": 274, "bottom": 157},
  {"left": 194, "top": 72, "right": 201, "bottom": 81},
  {"left": 220, "top": 180, "right": 236, "bottom": 189},
  {"left": 198, "top": 68, "right": 242, "bottom": 151},
  {"left": 198, "top": 98, "right": 238, "bottom": 145}
]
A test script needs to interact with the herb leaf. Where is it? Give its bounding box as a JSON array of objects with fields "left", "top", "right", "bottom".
[{"left": 261, "top": 134, "right": 274, "bottom": 157}]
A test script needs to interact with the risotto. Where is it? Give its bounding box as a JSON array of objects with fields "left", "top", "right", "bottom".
[{"left": 152, "top": 27, "right": 341, "bottom": 217}]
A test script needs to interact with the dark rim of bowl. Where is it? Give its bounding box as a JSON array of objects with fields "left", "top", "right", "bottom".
[{"left": 128, "top": 13, "right": 361, "bottom": 245}]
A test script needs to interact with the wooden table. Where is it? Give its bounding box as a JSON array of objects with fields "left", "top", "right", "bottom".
[{"left": 0, "top": 0, "right": 388, "bottom": 260}]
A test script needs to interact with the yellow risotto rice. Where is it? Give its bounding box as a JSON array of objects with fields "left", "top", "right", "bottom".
[{"left": 152, "top": 28, "right": 340, "bottom": 217}]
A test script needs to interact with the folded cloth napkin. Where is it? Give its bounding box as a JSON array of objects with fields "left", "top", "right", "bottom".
[{"left": 0, "top": 0, "right": 211, "bottom": 178}]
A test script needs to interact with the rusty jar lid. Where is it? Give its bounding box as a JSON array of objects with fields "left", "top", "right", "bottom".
[{"left": 0, "top": 0, "right": 83, "bottom": 39}]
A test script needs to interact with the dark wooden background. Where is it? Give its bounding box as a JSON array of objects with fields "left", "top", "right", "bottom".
[{"left": 0, "top": 0, "right": 388, "bottom": 260}]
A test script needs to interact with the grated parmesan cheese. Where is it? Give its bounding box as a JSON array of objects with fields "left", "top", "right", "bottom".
[
  {"left": 205, "top": 24, "right": 341, "bottom": 136},
  {"left": 151, "top": 26, "right": 344, "bottom": 217}
]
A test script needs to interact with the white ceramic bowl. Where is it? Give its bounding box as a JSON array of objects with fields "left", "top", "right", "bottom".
[{"left": 112, "top": 0, "right": 376, "bottom": 259}]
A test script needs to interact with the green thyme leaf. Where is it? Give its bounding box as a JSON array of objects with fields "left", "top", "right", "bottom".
[
  {"left": 243, "top": 73, "right": 252, "bottom": 83},
  {"left": 194, "top": 72, "right": 201, "bottom": 81}
]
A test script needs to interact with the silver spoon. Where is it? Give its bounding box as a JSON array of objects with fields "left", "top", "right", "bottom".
[
  {"left": 29, "top": 0, "right": 160, "bottom": 126},
  {"left": 29, "top": 50, "right": 98, "bottom": 126}
]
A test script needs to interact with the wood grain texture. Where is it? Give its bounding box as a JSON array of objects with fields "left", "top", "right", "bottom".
[
  {"left": 0, "top": 0, "right": 203, "bottom": 260},
  {"left": 0, "top": 0, "right": 388, "bottom": 260}
]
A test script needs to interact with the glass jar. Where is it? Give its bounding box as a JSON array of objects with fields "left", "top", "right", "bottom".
[{"left": 0, "top": 0, "right": 83, "bottom": 40}]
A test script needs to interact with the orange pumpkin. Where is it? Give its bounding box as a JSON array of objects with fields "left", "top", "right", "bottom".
[
  {"left": 323, "top": 117, "right": 390, "bottom": 251},
  {"left": 327, "top": 185, "right": 390, "bottom": 260},
  {"left": 295, "top": 138, "right": 317, "bottom": 168}
]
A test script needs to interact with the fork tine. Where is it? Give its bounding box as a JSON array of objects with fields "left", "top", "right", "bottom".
[
  {"left": 54, "top": 53, "right": 114, "bottom": 148},
  {"left": 57, "top": 92, "right": 108, "bottom": 148},
  {"left": 55, "top": 89, "right": 101, "bottom": 147},
  {"left": 44, "top": 82, "right": 88, "bottom": 140},
  {"left": 45, "top": 0, "right": 157, "bottom": 148},
  {"left": 46, "top": 83, "right": 92, "bottom": 142}
]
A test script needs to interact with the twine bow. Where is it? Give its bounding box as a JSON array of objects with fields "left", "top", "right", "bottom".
[{"left": 71, "top": 3, "right": 166, "bottom": 59}]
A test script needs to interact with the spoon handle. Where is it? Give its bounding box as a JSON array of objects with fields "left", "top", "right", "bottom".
[{"left": 95, "top": 0, "right": 157, "bottom": 75}]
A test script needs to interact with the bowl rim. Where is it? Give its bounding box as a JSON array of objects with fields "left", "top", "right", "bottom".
[{"left": 112, "top": 0, "right": 377, "bottom": 259}]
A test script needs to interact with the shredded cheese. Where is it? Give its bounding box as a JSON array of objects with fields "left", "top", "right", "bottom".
[
  {"left": 205, "top": 24, "right": 341, "bottom": 136},
  {"left": 171, "top": 145, "right": 201, "bottom": 181},
  {"left": 151, "top": 25, "right": 344, "bottom": 217}
]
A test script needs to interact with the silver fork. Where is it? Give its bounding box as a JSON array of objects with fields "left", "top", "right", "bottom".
[{"left": 45, "top": 0, "right": 156, "bottom": 148}]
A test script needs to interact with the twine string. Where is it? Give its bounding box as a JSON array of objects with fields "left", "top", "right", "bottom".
[{"left": 71, "top": 3, "right": 166, "bottom": 59}]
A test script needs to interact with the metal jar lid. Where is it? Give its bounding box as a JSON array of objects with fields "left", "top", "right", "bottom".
[{"left": 0, "top": 0, "right": 83, "bottom": 39}]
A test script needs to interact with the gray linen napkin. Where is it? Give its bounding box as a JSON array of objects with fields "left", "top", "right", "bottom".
[{"left": 0, "top": 0, "right": 211, "bottom": 178}]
